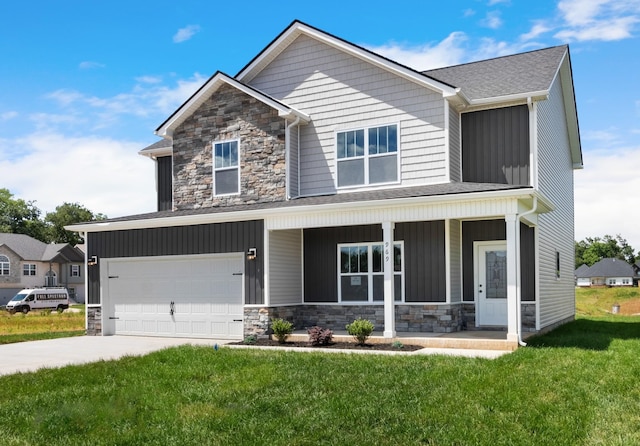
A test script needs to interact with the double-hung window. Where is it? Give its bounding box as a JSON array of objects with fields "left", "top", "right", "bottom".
[
  {"left": 0, "top": 255, "right": 9, "bottom": 276},
  {"left": 213, "top": 140, "right": 240, "bottom": 195},
  {"left": 336, "top": 124, "right": 398, "bottom": 188},
  {"left": 70, "top": 265, "right": 81, "bottom": 277},
  {"left": 23, "top": 264, "right": 36, "bottom": 276},
  {"left": 338, "top": 242, "right": 403, "bottom": 302}
]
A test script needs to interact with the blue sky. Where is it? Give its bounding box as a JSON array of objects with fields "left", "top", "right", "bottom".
[{"left": 1, "top": 0, "right": 640, "bottom": 249}]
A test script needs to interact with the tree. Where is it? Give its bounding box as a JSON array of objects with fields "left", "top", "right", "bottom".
[
  {"left": 45, "top": 203, "right": 107, "bottom": 245},
  {"left": 0, "top": 188, "right": 48, "bottom": 242},
  {"left": 575, "top": 235, "right": 637, "bottom": 268}
]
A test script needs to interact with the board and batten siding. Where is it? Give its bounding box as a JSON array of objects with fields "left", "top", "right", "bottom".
[
  {"left": 448, "top": 219, "right": 462, "bottom": 302},
  {"left": 157, "top": 156, "right": 173, "bottom": 212},
  {"left": 536, "top": 76, "right": 576, "bottom": 329},
  {"left": 86, "top": 221, "right": 264, "bottom": 306},
  {"left": 248, "top": 34, "right": 447, "bottom": 196},
  {"left": 268, "top": 229, "right": 302, "bottom": 305},
  {"left": 448, "top": 106, "right": 462, "bottom": 182}
]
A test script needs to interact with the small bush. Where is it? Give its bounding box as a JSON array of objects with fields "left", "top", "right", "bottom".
[
  {"left": 307, "top": 326, "right": 333, "bottom": 346},
  {"left": 271, "top": 318, "right": 294, "bottom": 344},
  {"left": 243, "top": 335, "right": 257, "bottom": 345},
  {"left": 346, "top": 318, "right": 374, "bottom": 345},
  {"left": 392, "top": 340, "right": 404, "bottom": 349}
]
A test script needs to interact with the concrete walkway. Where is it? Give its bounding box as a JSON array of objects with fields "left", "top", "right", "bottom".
[
  {"left": 0, "top": 336, "right": 228, "bottom": 376},
  {"left": 0, "top": 335, "right": 511, "bottom": 376}
]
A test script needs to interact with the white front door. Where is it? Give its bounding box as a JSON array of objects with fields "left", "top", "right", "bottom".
[{"left": 475, "top": 242, "right": 508, "bottom": 327}]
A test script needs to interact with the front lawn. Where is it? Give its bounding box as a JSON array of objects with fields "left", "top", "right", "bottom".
[
  {"left": 1, "top": 314, "right": 639, "bottom": 445},
  {"left": 0, "top": 307, "right": 85, "bottom": 344}
]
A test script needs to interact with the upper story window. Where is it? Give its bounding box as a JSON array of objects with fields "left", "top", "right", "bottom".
[
  {"left": 336, "top": 124, "right": 399, "bottom": 188},
  {"left": 70, "top": 265, "right": 81, "bottom": 277},
  {"left": 213, "top": 140, "right": 240, "bottom": 196},
  {"left": 23, "top": 264, "right": 36, "bottom": 276},
  {"left": 0, "top": 255, "right": 10, "bottom": 276}
]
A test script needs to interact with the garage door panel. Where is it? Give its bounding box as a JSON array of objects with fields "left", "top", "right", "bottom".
[{"left": 108, "top": 254, "right": 244, "bottom": 339}]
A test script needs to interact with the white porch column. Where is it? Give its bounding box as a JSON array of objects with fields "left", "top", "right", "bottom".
[
  {"left": 382, "top": 221, "right": 396, "bottom": 339},
  {"left": 505, "top": 214, "right": 519, "bottom": 343}
]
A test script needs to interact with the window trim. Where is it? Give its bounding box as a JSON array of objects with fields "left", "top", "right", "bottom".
[
  {"left": 70, "top": 264, "right": 81, "bottom": 277},
  {"left": 0, "top": 255, "right": 9, "bottom": 276},
  {"left": 337, "top": 241, "right": 404, "bottom": 303},
  {"left": 212, "top": 138, "right": 241, "bottom": 196},
  {"left": 23, "top": 263, "right": 36, "bottom": 276},
  {"left": 335, "top": 123, "right": 400, "bottom": 189}
]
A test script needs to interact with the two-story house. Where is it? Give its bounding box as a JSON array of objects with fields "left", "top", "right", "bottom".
[
  {"left": 0, "top": 233, "right": 85, "bottom": 305},
  {"left": 70, "top": 21, "right": 582, "bottom": 349}
]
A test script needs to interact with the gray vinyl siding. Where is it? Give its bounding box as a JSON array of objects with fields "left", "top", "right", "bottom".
[
  {"left": 449, "top": 219, "right": 462, "bottom": 302},
  {"left": 448, "top": 106, "right": 462, "bottom": 182},
  {"left": 303, "top": 222, "right": 446, "bottom": 303},
  {"left": 248, "top": 34, "right": 447, "bottom": 195},
  {"left": 536, "top": 77, "right": 576, "bottom": 328},
  {"left": 269, "top": 229, "right": 302, "bottom": 305},
  {"left": 86, "top": 220, "right": 264, "bottom": 306},
  {"left": 157, "top": 156, "right": 172, "bottom": 211},
  {"left": 462, "top": 105, "right": 530, "bottom": 185},
  {"left": 288, "top": 126, "right": 300, "bottom": 198}
]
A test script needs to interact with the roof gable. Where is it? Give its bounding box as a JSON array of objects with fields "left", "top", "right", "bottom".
[
  {"left": 236, "top": 20, "right": 458, "bottom": 98},
  {"left": 156, "top": 72, "right": 310, "bottom": 138},
  {"left": 0, "top": 233, "right": 47, "bottom": 260}
]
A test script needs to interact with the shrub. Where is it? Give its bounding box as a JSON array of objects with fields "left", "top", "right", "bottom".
[
  {"left": 243, "top": 335, "right": 257, "bottom": 345},
  {"left": 307, "top": 326, "right": 333, "bottom": 346},
  {"left": 392, "top": 340, "right": 404, "bottom": 349},
  {"left": 346, "top": 318, "right": 374, "bottom": 345},
  {"left": 271, "top": 318, "right": 294, "bottom": 344}
]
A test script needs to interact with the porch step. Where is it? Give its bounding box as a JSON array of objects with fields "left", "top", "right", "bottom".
[{"left": 286, "top": 332, "right": 519, "bottom": 352}]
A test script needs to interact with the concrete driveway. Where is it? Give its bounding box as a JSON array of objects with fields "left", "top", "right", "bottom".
[{"left": 0, "top": 336, "right": 230, "bottom": 376}]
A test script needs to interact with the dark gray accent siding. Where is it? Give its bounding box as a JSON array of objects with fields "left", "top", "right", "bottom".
[
  {"left": 396, "top": 221, "right": 446, "bottom": 302},
  {"left": 303, "top": 221, "right": 446, "bottom": 303},
  {"left": 462, "top": 105, "right": 530, "bottom": 185},
  {"left": 157, "top": 156, "right": 172, "bottom": 212},
  {"left": 462, "top": 220, "right": 535, "bottom": 302},
  {"left": 87, "top": 220, "right": 264, "bottom": 305}
]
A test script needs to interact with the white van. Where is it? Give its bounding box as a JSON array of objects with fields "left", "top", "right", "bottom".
[{"left": 6, "top": 288, "right": 70, "bottom": 314}]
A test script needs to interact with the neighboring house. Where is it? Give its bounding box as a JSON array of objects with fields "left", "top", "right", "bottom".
[
  {"left": 576, "top": 258, "right": 635, "bottom": 287},
  {"left": 0, "top": 233, "right": 86, "bottom": 305},
  {"left": 575, "top": 264, "right": 591, "bottom": 287},
  {"left": 69, "top": 21, "right": 582, "bottom": 348}
]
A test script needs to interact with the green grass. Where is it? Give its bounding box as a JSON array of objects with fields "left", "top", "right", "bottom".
[
  {"left": 576, "top": 286, "right": 640, "bottom": 316},
  {"left": 0, "top": 306, "right": 85, "bottom": 344},
  {"left": 1, "top": 314, "right": 639, "bottom": 445}
]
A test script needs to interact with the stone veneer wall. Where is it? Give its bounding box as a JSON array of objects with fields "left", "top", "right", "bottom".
[
  {"left": 0, "top": 249, "right": 21, "bottom": 285},
  {"left": 86, "top": 307, "right": 101, "bottom": 336},
  {"left": 172, "top": 83, "right": 287, "bottom": 210},
  {"left": 244, "top": 304, "right": 464, "bottom": 338}
]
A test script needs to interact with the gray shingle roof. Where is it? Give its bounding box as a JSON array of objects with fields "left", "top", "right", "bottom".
[
  {"left": 0, "top": 233, "right": 82, "bottom": 262},
  {"left": 85, "top": 182, "right": 532, "bottom": 224},
  {"left": 140, "top": 138, "right": 172, "bottom": 153},
  {"left": 577, "top": 258, "right": 634, "bottom": 278},
  {"left": 423, "top": 45, "right": 568, "bottom": 101}
]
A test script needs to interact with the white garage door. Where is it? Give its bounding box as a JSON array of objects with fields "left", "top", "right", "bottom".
[{"left": 105, "top": 254, "right": 244, "bottom": 339}]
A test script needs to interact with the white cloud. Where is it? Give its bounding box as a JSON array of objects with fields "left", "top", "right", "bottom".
[
  {"left": 1, "top": 111, "right": 18, "bottom": 120},
  {"left": 173, "top": 25, "right": 201, "bottom": 43},
  {"left": 555, "top": 0, "right": 640, "bottom": 41},
  {"left": 367, "top": 32, "right": 468, "bottom": 70},
  {"left": 480, "top": 11, "right": 503, "bottom": 29},
  {"left": 520, "top": 21, "right": 553, "bottom": 41},
  {"left": 0, "top": 132, "right": 156, "bottom": 217},
  {"left": 79, "top": 61, "right": 105, "bottom": 70},
  {"left": 574, "top": 145, "right": 640, "bottom": 249},
  {"left": 488, "top": 0, "right": 510, "bottom": 4}
]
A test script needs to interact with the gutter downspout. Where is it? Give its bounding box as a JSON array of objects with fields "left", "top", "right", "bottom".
[
  {"left": 516, "top": 196, "right": 538, "bottom": 346},
  {"left": 285, "top": 116, "right": 301, "bottom": 200}
]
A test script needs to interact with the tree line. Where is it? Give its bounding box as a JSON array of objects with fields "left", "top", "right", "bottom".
[
  {"left": 0, "top": 188, "right": 106, "bottom": 246},
  {"left": 575, "top": 235, "right": 636, "bottom": 269}
]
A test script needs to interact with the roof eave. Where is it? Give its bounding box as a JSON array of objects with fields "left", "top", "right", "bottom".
[
  {"left": 236, "top": 21, "right": 458, "bottom": 98},
  {"left": 155, "top": 72, "right": 310, "bottom": 138},
  {"left": 67, "top": 188, "right": 550, "bottom": 233}
]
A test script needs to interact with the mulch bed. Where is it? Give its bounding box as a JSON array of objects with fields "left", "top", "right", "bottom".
[{"left": 230, "top": 338, "right": 424, "bottom": 351}]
